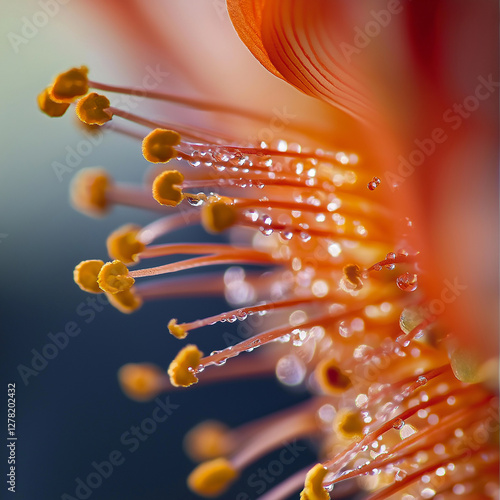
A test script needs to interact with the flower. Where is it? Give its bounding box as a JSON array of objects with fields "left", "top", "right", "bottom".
[{"left": 39, "top": 1, "right": 498, "bottom": 498}]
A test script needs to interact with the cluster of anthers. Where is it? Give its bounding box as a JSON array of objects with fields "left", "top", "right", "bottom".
[{"left": 40, "top": 67, "right": 498, "bottom": 500}]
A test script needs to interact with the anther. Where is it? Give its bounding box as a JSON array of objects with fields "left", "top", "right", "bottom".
[
  {"left": 37, "top": 87, "right": 70, "bottom": 117},
  {"left": 168, "top": 344, "right": 203, "bottom": 387},
  {"left": 334, "top": 409, "right": 364, "bottom": 440},
  {"left": 341, "top": 264, "right": 363, "bottom": 291},
  {"left": 73, "top": 259, "right": 105, "bottom": 294},
  {"left": 315, "top": 359, "right": 352, "bottom": 395},
  {"left": 70, "top": 168, "right": 111, "bottom": 217},
  {"left": 49, "top": 66, "right": 89, "bottom": 103},
  {"left": 168, "top": 319, "right": 187, "bottom": 339},
  {"left": 118, "top": 363, "right": 163, "bottom": 401},
  {"left": 106, "top": 288, "right": 142, "bottom": 314},
  {"left": 152, "top": 170, "right": 185, "bottom": 206},
  {"left": 300, "top": 464, "right": 329, "bottom": 500},
  {"left": 142, "top": 128, "right": 181, "bottom": 163},
  {"left": 75, "top": 92, "right": 112, "bottom": 125},
  {"left": 97, "top": 260, "right": 135, "bottom": 294},
  {"left": 201, "top": 199, "right": 237, "bottom": 234},
  {"left": 184, "top": 421, "right": 232, "bottom": 462},
  {"left": 106, "top": 224, "right": 145, "bottom": 264},
  {"left": 187, "top": 458, "right": 238, "bottom": 497}
]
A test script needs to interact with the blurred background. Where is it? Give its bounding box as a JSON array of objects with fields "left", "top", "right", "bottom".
[{"left": 1, "top": 1, "right": 320, "bottom": 499}]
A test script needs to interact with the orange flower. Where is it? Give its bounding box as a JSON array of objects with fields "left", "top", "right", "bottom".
[{"left": 40, "top": 1, "right": 498, "bottom": 498}]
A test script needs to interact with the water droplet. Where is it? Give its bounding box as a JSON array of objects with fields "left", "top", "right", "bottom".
[
  {"left": 396, "top": 272, "right": 418, "bottom": 292},
  {"left": 215, "top": 357, "right": 228, "bottom": 366},
  {"left": 186, "top": 196, "right": 204, "bottom": 207},
  {"left": 395, "top": 469, "right": 407, "bottom": 481},
  {"left": 299, "top": 232, "right": 311, "bottom": 242},
  {"left": 417, "top": 375, "right": 428, "bottom": 386},
  {"left": 367, "top": 177, "right": 381, "bottom": 190},
  {"left": 373, "top": 264, "right": 382, "bottom": 271},
  {"left": 385, "top": 263, "right": 396, "bottom": 270},
  {"left": 393, "top": 418, "right": 405, "bottom": 430},
  {"left": 386, "top": 252, "right": 396, "bottom": 260}
]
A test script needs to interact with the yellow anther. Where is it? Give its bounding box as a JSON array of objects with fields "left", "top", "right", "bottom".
[
  {"left": 315, "top": 359, "right": 352, "bottom": 395},
  {"left": 49, "top": 66, "right": 89, "bottom": 103},
  {"left": 97, "top": 260, "right": 134, "bottom": 294},
  {"left": 201, "top": 199, "right": 237, "bottom": 233},
  {"left": 334, "top": 409, "right": 364, "bottom": 441},
  {"left": 106, "top": 224, "right": 145, "bottom": 264},
  {"left": 118, "top": 363, "right": 163, "bottom": 401},
  {"left": 75, "top": 92, "right": 112, "bottom": 125},
  {"left": 70, "top": 167, "right": 111, "bottom": 217},
  {"left": 142, "top": 128, "right": 181, "bottom": 163},
  {"left": 300, "top": 464, "right": 329, "bottom": 500},
  {"left": 73, "top": 260, "right": 105, "bottom": 294},
  {"left": 184, "top": 421, "right": 232, "bottom": 462},
  {"left": 168, "top": 344, "right": 203, "bottom": 387},
  {"left": 152, "top": 170, "right": 184, "bottom": 206},
  {"left": 187, "top": 458, "right": 238, "bottom": 497},
  {"left": 450, "top": 347, "right": 482, "bottom": 384},
  {"left": 342, "top": 264, "right": 363, "bottom": 291},
  {"left": 38, "top": 87, "right": 70, "bottom": 117},
  {"left": 168, "top": 319, "right": 187, "bottom": 339},
  {"left": 106, "top": 288, "right": 142, "bottom": 314}
]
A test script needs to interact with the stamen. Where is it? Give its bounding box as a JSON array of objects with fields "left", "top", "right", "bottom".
[
  {"left": 38, "top": 87, "right": 70, "bottom": 117},
  {"left": 118, "top": 363, "right": 164, "bottom": 402},
  {"left": 97, "top": 260, "right": 135, "bottom": 293},
  {"left": 187, "top": 457, "right": 238, "bottom": 497},
  {"left": 152, "top": 170, "right": 185, "bottom": 206},
  {"left": 106, "top": 224, "right": 145, "bottom": 264},
  {"left": 106, "top": 288, "right": 142, "bottom": 314},
  {"left": 75, "top": 93, "right": 113, "bottom": 125},
  {"left": 127, "top": 251, "right": 279, "bottom": 280},
  {"left": 300, "top": 464, "right": 329, "bottom": 500},
  {"left": 201, "top": 198, "right": 237, "bottom": 233},
  {"left": 49, "top": 66, "right": 89, "bottom": 103},
  {"left": 169, "top": 295, "right": 334, "bottom": 338},
  {"left": 73, "top": 259, "right": 104, "bottom": 293},
  {"left": 70, "top": 168, "right": 110, "bottom": 217},
  {"left": 168, "top": 344, "right": 203, "bottom": 387},
  {"left": 142, "top": 128, "right": 181, "bottom": 163}
]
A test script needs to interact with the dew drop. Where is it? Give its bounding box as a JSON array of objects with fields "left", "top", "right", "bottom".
[
  {"left": 396, "top": 272, "right": 418, "bottom": 292},
  {"left": 186, "top": 196, "right": 204, "bottom": 207},
  {"left": 395, "top": 469, "right": 407, "bottom": 481},
  {"left": 393, "top": 418, "right": 405, "bottom": 430},
  {"left": 367, "top": 177, "right": 381, "bottom": 190}
]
